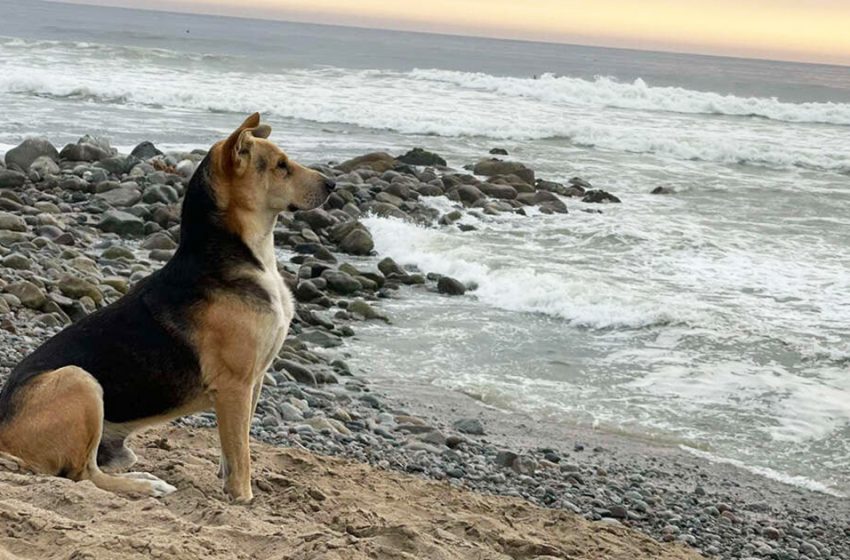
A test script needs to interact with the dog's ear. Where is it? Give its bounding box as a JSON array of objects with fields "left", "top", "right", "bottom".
[{"left": 221, "top": 113, "right": 268, "bottom": 175}]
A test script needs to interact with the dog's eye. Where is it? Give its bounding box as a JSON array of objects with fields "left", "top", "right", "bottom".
[{"left": 277, "top": 160, "right": 289, "bottom": 173}]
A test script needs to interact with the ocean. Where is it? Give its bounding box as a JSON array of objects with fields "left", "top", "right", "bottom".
[{"left": 1, "top": 0, "right": 849, "bottom": 495}]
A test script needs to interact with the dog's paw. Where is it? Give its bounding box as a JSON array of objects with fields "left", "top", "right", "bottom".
[{"left": 149, "top": 479, "right": 177, "bottom": 497}]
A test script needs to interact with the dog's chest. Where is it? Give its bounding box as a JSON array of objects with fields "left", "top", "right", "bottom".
[{"left": 251, "top": 268, "right": 293, "bottom": 373}]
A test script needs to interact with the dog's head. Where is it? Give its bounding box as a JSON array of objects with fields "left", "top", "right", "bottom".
[{"left": 210, "top": 113, "right": 334, "bottom": 215}]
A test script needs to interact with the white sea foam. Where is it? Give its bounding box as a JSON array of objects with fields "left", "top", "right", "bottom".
[
  {"left": 410, "top": 70, "right": 850, "bottom": 126},
  {"left": 681, "top": 446, "right": 845, "bottom": 497},
  {"left": 362, "top": 215, "right": 692, "bottom": 329},
  {"left": 2, "top": 38, "right": 849, "bottom": 172}
]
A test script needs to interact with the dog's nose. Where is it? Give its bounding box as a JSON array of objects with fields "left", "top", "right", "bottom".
[{"left": 323, "top": 176, "right": 336, "bottom": 191}]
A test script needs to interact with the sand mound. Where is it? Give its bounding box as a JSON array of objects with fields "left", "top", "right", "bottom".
[{"left": 0, "top": 426, "right": 699, "bottom": 560}]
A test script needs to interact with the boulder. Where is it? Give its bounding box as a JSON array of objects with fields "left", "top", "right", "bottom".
[
  {"left": 378, "top": 257, "right": 404, "bottom": 277},
  {"left": 294, "top": 208, "right": 336, "bottom": 231},
  {"left": 142, "top": 184, "right": 179, "bottom": 204},
  {"left": 130, "top": 141, "right": 163, "bottom": 160},
  {"left": 582, "top": 190, "right": 621, "bottom": 203},
  {"left": 455, "top": 184, "right": 485, "bottom": 205},
  {"left": 321, "top": 270, "right": 361, "bottom": 294},
  {"left": 473, "top": 159, "right": 535, "bottom": 185},
  {"left": 30, "top": 156, "right": 60, "bottom": 177},
  {"left": 97, "top": 210, "right": 145, "bottom": 237},
  {"left": 453, "top": 418, "right": 485, "bottom": 435},
  {"left": 59, "top": 142, "right": 111, "bottom": 162},
  {"left": 338, "top": 228, "right": 374, "bottom": 256},
  {"left": 95, "top": 155, "right": 137, "bottom": 176},
  {"left": 349, "top": 299, "right": 389, "bottom": 322},
  {"left": 437, "top": 276, "right": 466, "bottom": 296},
  {"left": 0, "top": 170, "right": 26, "bottom": 189},
  {"left": 478, "top": 183, "right": 518, "bottom": 200},
  {"left": 58, "top": 275, "right": 103, "bottom": 304},
  {"left": 5, "top": 280, "right": 46, "bottom": 309},
  {"left": 651, "top": 186, "right": 675, "bottom": 195},
  {"left": 0, "top": 212, "right": 27, "bottom": 232},
  {"left": 96, "top": 186, "right": 142, "bottom": 207},
  {"left": 4, "top": 137, "right": 59, "bottom": 171},
  {"left": 396, "top": 148, "right": 447, "bottom": 167},
  {"left": 336, "top": 152, "right": 395, "bottom": 173},
  {"left": 489, "top": 148, "right": 509, "bottom": 155}
]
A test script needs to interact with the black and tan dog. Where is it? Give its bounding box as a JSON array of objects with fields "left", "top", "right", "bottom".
[{"left": 0, "top": 113, "right": 334, "bottom": 502}]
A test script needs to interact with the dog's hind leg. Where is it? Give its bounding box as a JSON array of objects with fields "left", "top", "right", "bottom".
[
  {"left": 0, "top": 366, "right": 174, "bottom": 497},
  {"left": 98, "top": 423, "right": 138, "bottom": 472}
]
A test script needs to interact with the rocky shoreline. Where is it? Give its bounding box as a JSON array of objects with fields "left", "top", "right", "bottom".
[{"left": 0, "top": 134, "right": 848, "bottom": 560}]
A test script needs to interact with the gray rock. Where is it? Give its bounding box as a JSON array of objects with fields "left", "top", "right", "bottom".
[
  {"left": 349, "top": 299, "right": 389, "bottom": 322},
  {"left": 294, "top": 208, "right": 336, "bottom": 230},
  {"left": 96, "top": 186, "right": 142, "bottom": 207},
  {"left": 0, "top": 212, "right": 27, "bottom": 232},
  {"left": 95, "top": 155, "right": 137, "bottom": 176},
  {"left": 299, "top": 329, "right": 343, "bottom": 348},
  {"left": 142, "top": 184, "right": 179, "bottom": 204},
  {"left": 378, "top": 257, "right": 404, "bottom": 277},
  {"left": 278, "top": 402, "right": 305, "bottom": 422},
  {"left": 495, "top": 450, "right": 519, "bottom": 468},
  {"left": 5, "top": 280, "right": 46, "bottom": 309},
  {"left": 453, "top": 418, "right": 485, "bottom": 435},
  {"left": 336, "top": 152, "right": 395, "bottom": 173},
  {"left": 582, "top": 189, "right": 621, "bottom": 204},
  {"left": 479, "top": 183, "right": 518, "bottom": 200},
  {"left": 489, "top": 148, "right": 509, "bottom": 155},
  {"left": 2, "top": 253, "right": 31, "bottom": 270},
  {"left": 59, "top": 142, "right": 110, "bottom": 162},
  {"left": 473, "top": 159, "right": 535, "bottom": 184},
  {"left": 276, "top": 359, "right": 317, "bottom": 386},
  {"left": 58, "top": 275, "right": 103, "bottom": 304},
  {"left": 338, "top": 228, "right": 374, "bottom": 256},
  {"left": 5, "top": 138, "right": 59, "bottom": 171},
  {"left": 30, "top": 156, "right": 60, "bottom": 177},
  {"left": 130, "top": 141, "right": 163, "bottom": 160},
  {"left": 141, "top": 232, "right": 177, "bottom": 250},
  {"left": 456, "top": 185, "right": 486, "bottom": 205},
  {"left": 322, "top": 270, "right": 360, "bottom": 294},
  {"left": 0, "top": 170, "right": 26, "bottom": 189},
  {"left": 98, "top": 210, "right": 145, "bottom": 237},
  {"left": 396, "top": 148, "right": 447, "bottom": 167},
  {"left": 437, "top": 276, "right": 466, "bottom": 296}
]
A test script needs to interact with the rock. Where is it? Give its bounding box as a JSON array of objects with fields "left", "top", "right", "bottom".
[
  {"left": 0, "top": 170, "right": 26, "bottom": 188},
  {"left": 30, "top": 156, "right": 60, "bottom": 177},
  {"left": 651, "top": 186, "right": 675, "bottom": 195},
  {"left": 338, "top": 228, "right": 374, "bottom": 256},
  {"left": 456, "top": 185, "right": 486, "bottom": 205},
  {"left": 58, "top": 275, "right": 103, "bottom": 304},
  {"left": 294, "top": 208, "right": 336, "bottom": 230},
  {"left": 58, "top": 175, "right": 91, "bottom": 192},
  {"left": 349, "top": 299, "right": 389, "bottom": 322},
  {"left": 97, "top": 210, "right": 145, "bottom": 237},
  {"left": 130, "top": 141, "right": 163, "bottom": 160},
  {"left": 141, "top": 232, "right": 177, "bottom": 250},
  {"left": 479, "top": 183, "right": 518, "bottom": 200},
  {"left": 0, "top": 212, "right": 27, "bottom": 232},
  {"left": 142, "top": 184, "right": 179, "bottom": 204},
  {"left": 299, "top": 329, "right": 343, "bottom": 348},
  {"left": 278, "top": 402, "right": 305, "bottom": 422},
  {"left": 2, "top": 253, "right": 30, "bottom": 270},
  {"left": 495, "top": 450, "right": 519, "bottom": 468},
  {"left": 396, "top": 148, "right": 447, "bottom": 167},
  {"left": 453, "top": 418, "right": 484, "bottom": 435},
  {"left": 322, "top": 270, "right": 361, "bottom": 294},
  {"left": 59, "top": 141, "right": 110, "bottom": 162},
  {"left": 101, "top": 245, "right": 135, "bottom": 260},
  {"left": 294, "top": 280, "right": 323, "bottom": 302},
  {"left": 5, "top": 138, "right": 59, "bottom": 171},
  {"left": 512, "top": 455, "right": 537, "bottom": 475},
  {"left": 437, "top": 276, "right": 466, "bottom": 296},
  {"left": 5, "top": 281, "right": 46, "bottom": 309},
  {"left": 337, "top": 152, "right": 395, "bottom": 173},
  {"left": 276, "top": 359, "right": 318, "bottom": 386},
  {"left": 96, "top": 155, "right": 137, "bottom": 176},
  {"left": 96, "top": 186, "right": 142, "bottom": 207},
  {"left": 473, "top": 159, "right": 535, "bottom": 185},
  {"left": 608, "top": 505, "right": 628, "bottom": 519},
  {"left": 378, "top": 257, "right": 404, "bottom": 277},
  {"left": 489, "top": 148, "right": 509, "bottom": 155},
  {"left": 582, "top": 190, "right": 621, "bottom": 204}
]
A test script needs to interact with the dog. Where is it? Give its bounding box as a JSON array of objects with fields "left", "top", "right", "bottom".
[{"left": 0, "top": 113, "right": 334, "bottom": 502}]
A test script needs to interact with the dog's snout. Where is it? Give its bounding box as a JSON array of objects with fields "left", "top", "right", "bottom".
[{"left": 323, "top": 176, "right": 336, "bottom": 191}]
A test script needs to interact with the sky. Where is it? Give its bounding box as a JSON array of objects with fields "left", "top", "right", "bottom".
[{"left": 61, "top": 0, "right": 850, "bottom": 65}]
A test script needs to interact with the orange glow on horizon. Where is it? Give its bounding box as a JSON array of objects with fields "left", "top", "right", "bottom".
[{"left": 61, "top": 0, "right": 850, "bottom": 65}]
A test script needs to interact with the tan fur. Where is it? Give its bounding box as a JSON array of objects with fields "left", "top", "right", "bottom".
[{"left": 0, "top": 367, "right": 175, "bottom": 496}]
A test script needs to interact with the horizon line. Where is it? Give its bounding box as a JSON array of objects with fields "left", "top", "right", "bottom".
[{"left": 49, "top": 0, "right": 850, "bottom": 69}]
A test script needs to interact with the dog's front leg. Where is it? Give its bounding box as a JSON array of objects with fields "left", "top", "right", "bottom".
[
  {"left": 219, "top": 380, "right": 262, "bottom": 480},
  {"left": 213, "top": 384, "right": 254, "bottom": 503}
]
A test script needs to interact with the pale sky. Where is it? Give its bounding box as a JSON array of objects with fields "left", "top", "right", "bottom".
[{"left": 62, "top": 0, "right": 850, "bottom": 65}]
